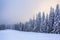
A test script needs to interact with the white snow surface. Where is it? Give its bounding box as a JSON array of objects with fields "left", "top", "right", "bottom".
[{"left": 0, "top": 29, "right": 60, "bottom": 40}]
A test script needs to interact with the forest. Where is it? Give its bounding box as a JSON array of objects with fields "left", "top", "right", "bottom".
[{"left": 0, "top": 4, "right": 60, "bottom": 34}]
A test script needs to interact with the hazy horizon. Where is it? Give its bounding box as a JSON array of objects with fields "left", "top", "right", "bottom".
[{"left": 0, "top": 0, "right": 60, "bottom": 24}]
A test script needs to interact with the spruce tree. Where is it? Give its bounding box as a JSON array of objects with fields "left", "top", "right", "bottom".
[{"left": 49, "top": 7, "right": 54, "bottom": 33}]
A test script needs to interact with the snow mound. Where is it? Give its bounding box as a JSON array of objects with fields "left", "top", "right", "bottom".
[{"left": 0, "top": 29, "right": 60, "bottom": 40}]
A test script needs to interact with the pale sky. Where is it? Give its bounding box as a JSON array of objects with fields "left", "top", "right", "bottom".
[{"left": 0, "top": 0, "right": 60, "bottom": 24}]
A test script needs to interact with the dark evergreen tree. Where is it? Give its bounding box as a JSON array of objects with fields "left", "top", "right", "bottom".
[
  {"left": 53, "top": 4, "right": 60, "bottom": 34},
  {"left": 41, "top": 12, "right": 46, "bottom": 32},
  {"left": 35, "top": 12, "right": 41, "bottom": 32},
  {"left": 14, "top": 24, "right": 20, "bottom": 30},
  {"left": 49, "top": 7, "right": 54, "bottom": 33},
  {"left": 0, "top": 24, "right": 5, "bottom": 30},
  {"left": 46, "top": 14, "right": 49, "bottom": 33}
]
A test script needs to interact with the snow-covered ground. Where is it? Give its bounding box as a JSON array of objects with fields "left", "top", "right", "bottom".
[{"left": 0, "top": 29, "right": 60, "bottom": 40}]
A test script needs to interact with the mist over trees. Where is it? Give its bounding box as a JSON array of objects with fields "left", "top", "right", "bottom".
[{"left": 0, "top": 4, "right": 60, "bottom": 34}]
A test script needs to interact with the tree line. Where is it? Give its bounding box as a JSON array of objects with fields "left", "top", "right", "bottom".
[{"left": 0, "top": 4, "right": 60, "bottom": 34}]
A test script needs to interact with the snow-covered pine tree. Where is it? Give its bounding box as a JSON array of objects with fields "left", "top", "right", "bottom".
[
  {"left": 27, "top": 19, "right": 35, "bottom": 31},
  {"left": 35, "top": 12, "right": 41, "bottom": 32},
  {"left": 53, "top": 4, "right": 60, "bottom": 34},
  {"left": 23, "top": 18, "right": 34, "bottom": 32},
  {"left": 41, "top": 12, "right": 46, "bottom": 33},
  {"left": 19, "top": 23, "right": 24, "bottom": 31},
  {"left": 26, "top": 19, "right": 32, "bottom": 31},
  {"left": 31, "top": 17, "right": 36, "bottom": 32},
  {"left": 14, "top": 24, "right": 20, "bottom": 30},
  {"left": 0, "top": 24, "right": 5, "bottom": 30},
  {"left": 24, "top": 22, "right": 29, "bottom": 31},
  {"left": 49, "top": 7, "right": 54, "bottom": 33},
  {"left": 46, "top": 14, "right": 49, "bottom": 33}
]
